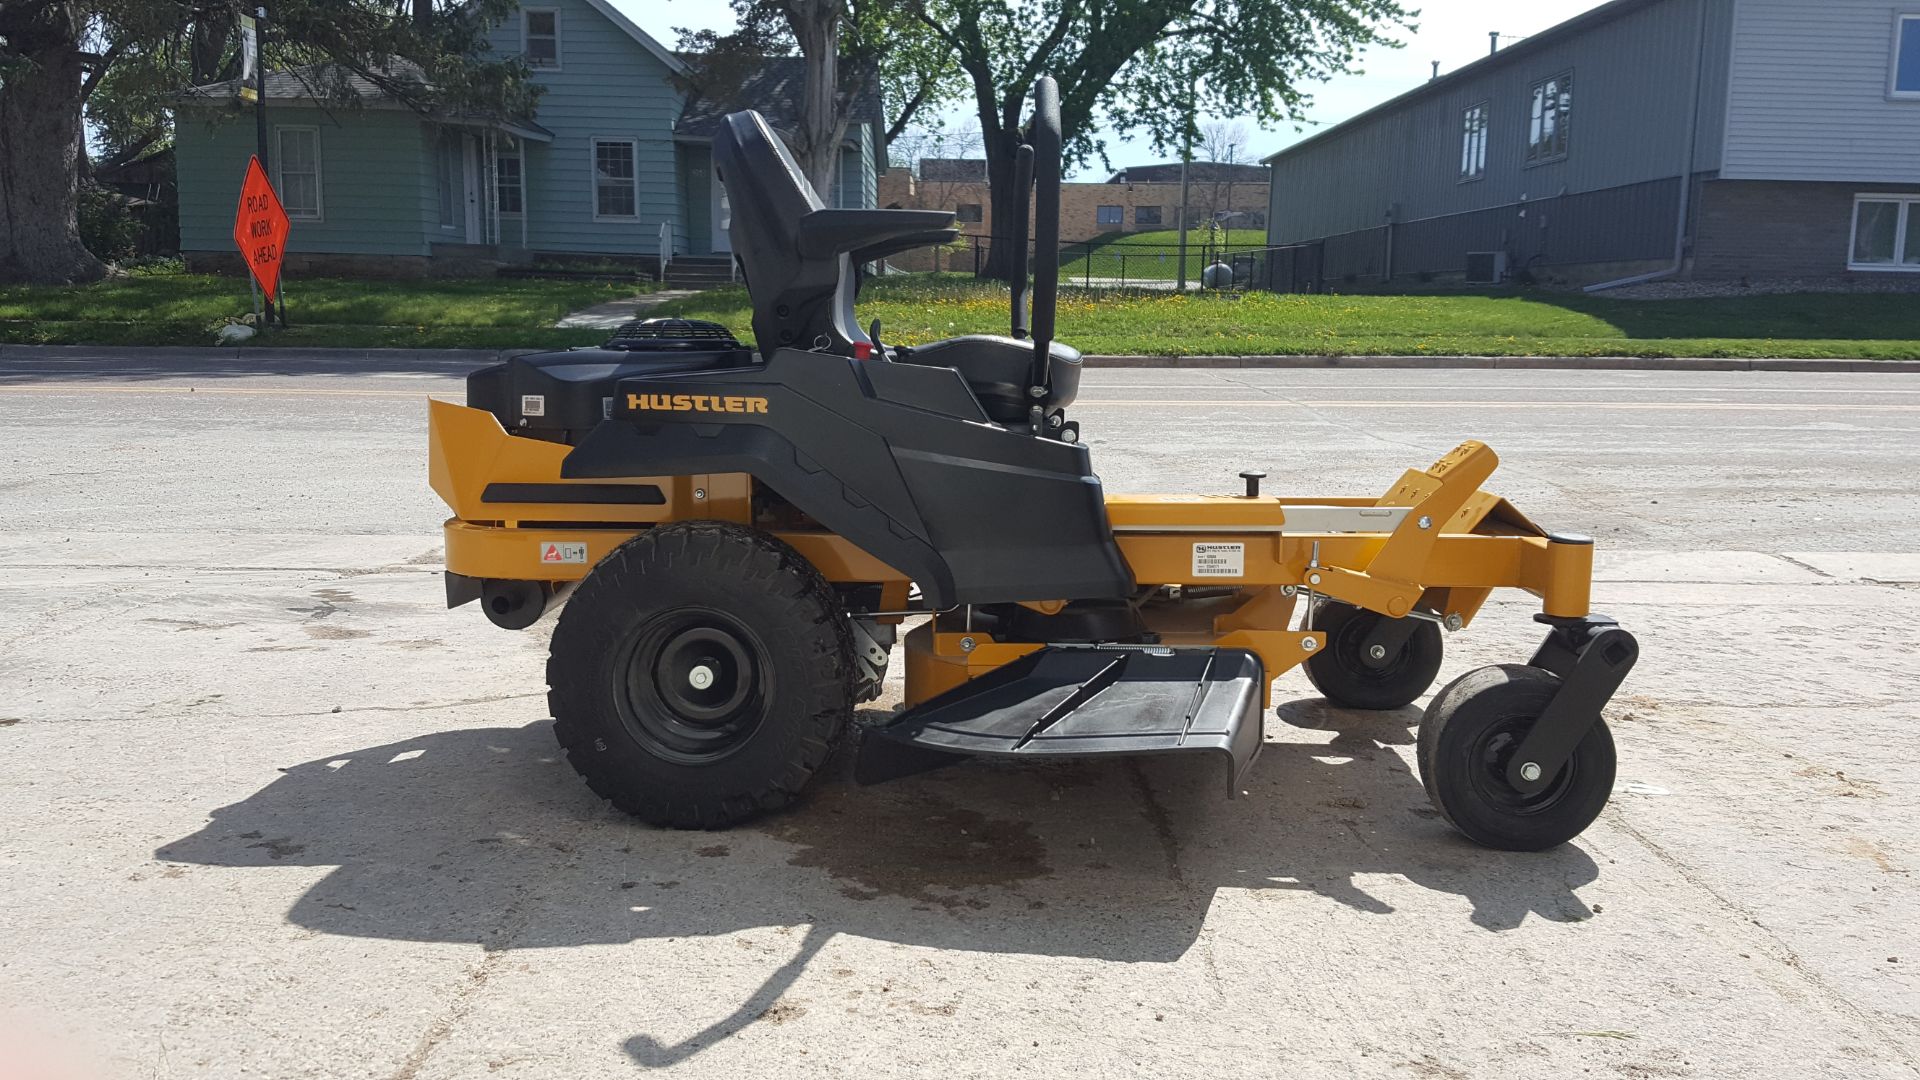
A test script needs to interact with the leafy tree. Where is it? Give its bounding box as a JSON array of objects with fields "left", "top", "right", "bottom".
[
  {"left": 0, "top": 0, "right": 534, "bottom": 284},
  {"left": 677, "top": 0, "right": 962, "bottom": 199},
  {"left": 910, "top": 0, "right": 1413, "bottom": 277}
]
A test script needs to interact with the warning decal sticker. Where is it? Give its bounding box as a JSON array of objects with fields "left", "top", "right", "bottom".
[
  {"left": 1191, "top": 542, "right": 1245, "bottom": 578},
  {"left": 521, "top": 394, "right": 546, "bottom": 417},
  {"left": 539, "top": 541, "right": 588, "bottom": 565}
]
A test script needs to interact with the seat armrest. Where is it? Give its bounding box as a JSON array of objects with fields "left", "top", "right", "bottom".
[
  {"left": 799, "top": 209, "right": 958, "bottom": 260},
  {"left": 852, "top": 229, "right": 960, "bottom": 266}
]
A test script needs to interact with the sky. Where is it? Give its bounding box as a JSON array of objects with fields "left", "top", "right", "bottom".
[{"left": 618, "top": 0, "right": 1616, "bottom": 168}]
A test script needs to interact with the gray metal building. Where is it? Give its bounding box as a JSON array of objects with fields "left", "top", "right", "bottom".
[{"left": 1263, "top": 0, "right": 1920, "bottom": 289}]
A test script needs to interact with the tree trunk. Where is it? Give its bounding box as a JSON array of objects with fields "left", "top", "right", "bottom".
[
  {"left": 0, "top": 5, "right": 107, "bottom": 284},
  {"left": 784, "top": 0, "right": 850, "bottom": 201},
  {"left": 978, "top": 87, "right": 1031, "bottom": 282}
]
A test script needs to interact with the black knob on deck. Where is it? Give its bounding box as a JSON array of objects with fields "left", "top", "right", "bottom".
[{"left": 1239, "top": 471, "right": 1267, "bottom": 498}]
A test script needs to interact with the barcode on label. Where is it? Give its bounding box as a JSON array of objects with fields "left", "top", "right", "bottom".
[{"left": 1192, "top": 542, "right": 1245, "bottom": 578}]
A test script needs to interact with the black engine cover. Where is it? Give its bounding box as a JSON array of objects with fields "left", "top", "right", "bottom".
[
  {"left": 468, "top": 345, "right": 754, "bottom": 438},
  {"left": 559, "top": 348, "right": 1134, "bottom": 608}
]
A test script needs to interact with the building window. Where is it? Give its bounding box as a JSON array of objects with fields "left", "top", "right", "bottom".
[
  {"left": 831, "top": 147, "right": 864, "bottom": 208},
  {"left": 495, "top": 149, "right": 523, "bottom": 215},
  {"left": 524, "top": 9, "right": 560, "bottom": 68},
  {"left": 1461, "top": 102, "right": 1489, "bottom": 181},
  {"left": 275, "top": 126, "right": 321, "bottom": 220},
  {"left": 1526, "top": 72, "right": 1572, "bottom": 164},
  {"left": 954, "top": 203, "right": 983, "bottom": 223},
  {"left": 1134, "top": 205, "right": 1163, "bottom": 225},
  {"left": 592, "top": 139, "right": 637, "bottom": 219},
  {"left": 1894, "top": 14, "right": 1920, "bottom": 97},
  {"left": 1096, "top": 204, "right": 1122, "bottom": 226},
  {"left": 1849, "top": 195, "right": 1920, "bottom": 270}
]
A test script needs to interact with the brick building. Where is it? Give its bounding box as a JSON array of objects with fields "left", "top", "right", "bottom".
[{"left": 878, "top": 160, "right": 1270, "bottom": 265}]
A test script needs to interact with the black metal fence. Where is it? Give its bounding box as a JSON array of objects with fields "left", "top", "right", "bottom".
[{"left": 879, "top": 233, "right": 1296, "bottom": 292}]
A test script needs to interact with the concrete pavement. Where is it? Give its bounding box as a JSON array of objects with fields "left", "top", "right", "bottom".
[{"left": 0, "top": 357, "right": 1917, "bottom": 1079}]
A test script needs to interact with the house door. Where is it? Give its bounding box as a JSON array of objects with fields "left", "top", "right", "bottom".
[
  {"left": 461, "top": 135, "right": 484, "bottom": 244},
  {"left": 710, "top": 169, "right": 732, "bottom": 254}
]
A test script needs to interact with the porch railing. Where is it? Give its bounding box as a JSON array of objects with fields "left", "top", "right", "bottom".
[{"left": 659, "top": 221, "right": 673, "bottom": 280}]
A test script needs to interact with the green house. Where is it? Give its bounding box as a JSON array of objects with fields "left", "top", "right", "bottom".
[{"left": 173, "top": 0, "right": 882, "bottom": 277}]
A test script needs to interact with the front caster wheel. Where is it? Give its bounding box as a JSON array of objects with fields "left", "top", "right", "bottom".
[
  {"left": 1417, "top": 664, "right": 1616, "bottom": 851},
  {"left": 1304, "top": 600, "right": 1444, "bottom": 710},
  {"left": 547, "top": 521, "right": 855, "bottom": 829}
]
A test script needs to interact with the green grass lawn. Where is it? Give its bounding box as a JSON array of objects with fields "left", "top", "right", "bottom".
[
  {"left": 0, "top": 273, "right": 646, "bottom": 349},
  {"left": 1058, "top": 228, "right": 1267, "bottom": 284},
  {"left": 6, "top": 270, "right": 1919, "bottom": 359},
  {"left": 651, "top": 277, "right": 1920, "bottom": 360}
]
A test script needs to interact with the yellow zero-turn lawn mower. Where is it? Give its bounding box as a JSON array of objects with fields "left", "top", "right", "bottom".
[{"left": 429, "top": 80, "right": 1638, "bottom": 851}]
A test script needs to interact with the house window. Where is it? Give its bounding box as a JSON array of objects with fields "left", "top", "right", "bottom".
[
  {"left": 1526, "top": 73, "right": 1572, "bottom": 164},
  {"left": 831, "top": 148, "right": 864, "bottom": 208},
  {"left": 1894, "top": 14, "right": 1920, "bottom": 97},
  {"left": 954, "top": 203, "right": 983, "bottom": 223},
  {"left": 524, "top": 9, "right": 560, "bottom": 68},
  {"left": 1134, "top": 205, "right": 1163, "bottom": 225},
  {"left": 495, "top": 149, "right": 523, "bottom": 215},
  {"left": 274, "top": 126, "right": 321, "bottom": 220},
  {"left": 1461, "top": 102, "right": 1489, "bottom": 181},
  {"left": 1096, "top": 204, "right": 1122, "bottom": 225},
  {"left": 592, "top": 139, "right": 637, "bottom": 219},
  {"left": 1849, "top": 195, "right": 1920, "bottom": 270}
]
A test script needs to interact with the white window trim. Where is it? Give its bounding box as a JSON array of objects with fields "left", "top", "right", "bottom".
[
  {"left": 274, "top": 125, "right": 323, "bottom": 222},
  {"left": 523, "top": 7, "right": 562, "bottom": 71},
  {"left": 590, "top": 136, "right": 640, "bottom": 222},
  {"left": 1847, "top": 193, "right": 1920, "bottom": 272},
  {"left": 1460, "top": 100, "right": 1489, "bottom": 184},
  {"left": 1892, "top": 13, "right": 1920, "bottom": 100},
  {"left": 495, "top": 147, "right": 525, "bottom": 218},
  {"left": 1525, "top": 71, "right": 1573, "bottom": 168}
]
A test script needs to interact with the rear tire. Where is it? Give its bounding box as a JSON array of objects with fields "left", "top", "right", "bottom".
[
  {"left": 1417, "top": 664, "right": 1616, "bottom": 851},
  {"left": 1305, "top": 600, "right": 1445, "bottom": 710},
  {"left": 547, "top": 521, "right": 854, "bottom": 829}
]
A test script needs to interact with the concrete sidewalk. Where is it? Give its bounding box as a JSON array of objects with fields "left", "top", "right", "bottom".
[
  {"left": 552, "top": 289, "right": 701, "bottom": 329},
  {"left": 4, "top": 341, "right": 1920, "bottom": 373}
]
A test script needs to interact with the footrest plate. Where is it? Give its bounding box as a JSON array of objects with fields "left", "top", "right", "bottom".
[{"left": 857, "top": 646, "right": 1265, "bottom": 793}]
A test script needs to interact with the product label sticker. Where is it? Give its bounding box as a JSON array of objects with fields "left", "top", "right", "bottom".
[
  {"left": 521, "top": 394, "right": 546, "bottom": 417},
  {"left": 539, "top": 541, "right": 588, "bottom": 565},
  {"left": 1192, "top": 542, "right": 1245, "bottom": 578}
]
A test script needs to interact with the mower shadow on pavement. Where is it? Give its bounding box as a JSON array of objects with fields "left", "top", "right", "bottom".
[{"left": 156, "top": 702, "right": 1598, "bottom": 1066}]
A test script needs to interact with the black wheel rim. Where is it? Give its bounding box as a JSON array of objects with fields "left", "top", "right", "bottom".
[
  {"left": 1467, "top": 714, "right": 1575, "bottom": 815},
  {"left": 614, "top": 607, "right": 772, "bottom": 764},
  {"left": 1330, "top": 610, "right": 1414, "bottom": 686}
]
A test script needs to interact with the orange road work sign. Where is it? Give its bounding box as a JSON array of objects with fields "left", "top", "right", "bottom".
[{"left": 232, "top": 156, "right": 291, "bottom": 301}]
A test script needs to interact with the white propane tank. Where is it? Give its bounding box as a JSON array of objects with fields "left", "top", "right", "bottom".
[{"left": 1202, "top": 260, "right": 1234, "bottom": 290}]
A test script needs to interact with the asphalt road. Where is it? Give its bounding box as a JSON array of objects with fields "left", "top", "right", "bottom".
[{"left": 1, "top": 355, "right": 1917, "bottom": 1079}]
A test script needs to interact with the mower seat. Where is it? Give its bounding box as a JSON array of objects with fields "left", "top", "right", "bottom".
[
  {"left": 897, "top": 336, "right": 1082, "bottom": 423},
  {"left": 712, "top": 110, "right": 1080, "bottom": 425}
]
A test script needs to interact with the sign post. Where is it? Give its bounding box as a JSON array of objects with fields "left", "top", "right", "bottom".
[
  {"left": 238, "top": 7, "right": 286, "bottom": 327},
  {"left": 233, "top": 156, "right": 292, "bottom": 312}
]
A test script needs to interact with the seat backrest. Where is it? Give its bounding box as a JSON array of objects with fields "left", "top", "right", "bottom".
[{"left": 711, "top": 111, "right": 866, "bottom": 358}]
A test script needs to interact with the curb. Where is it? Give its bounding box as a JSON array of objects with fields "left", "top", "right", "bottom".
[{"left": 3, "top": 343, "right": 1918, "bottom": 374}]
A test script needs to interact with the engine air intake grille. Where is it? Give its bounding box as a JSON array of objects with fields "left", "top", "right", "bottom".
[{"left": 605, "top": 318, "right": 743, "bottom": 351}]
